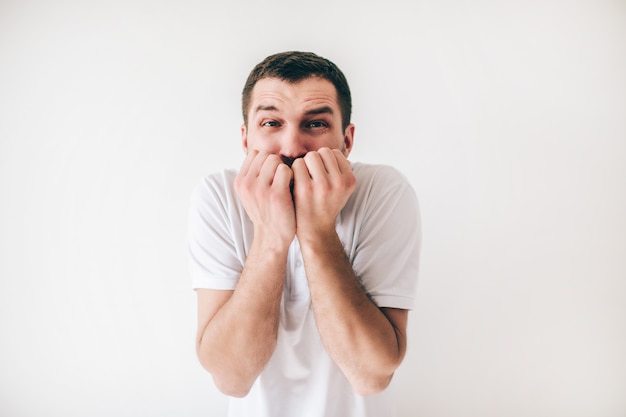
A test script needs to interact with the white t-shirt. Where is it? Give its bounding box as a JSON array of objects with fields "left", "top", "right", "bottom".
[{"left": 188, "top": 162, "right": 421, "bottom": 417}]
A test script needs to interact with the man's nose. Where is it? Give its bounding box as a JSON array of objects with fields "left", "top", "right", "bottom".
[{"left": 280, "top": 128, "right": 307, "bottom": 165}]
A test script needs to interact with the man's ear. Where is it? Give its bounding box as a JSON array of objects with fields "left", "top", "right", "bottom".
[
  {"left": 342, "top": 124, "right": 355, "bottom": 157},
  {"left": 241, "top": 124, "right": 248, "bottom": 154}
]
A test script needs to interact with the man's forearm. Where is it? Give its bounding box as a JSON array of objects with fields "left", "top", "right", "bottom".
[
  {"left": 298, "top": 229, "right": 406, "bottom": 396},
  {"left": 196, "top": 241, "right": 288, "bottom": 397},
  {"left": 198, "top": 150, "right": 296, "bottom": 397}
]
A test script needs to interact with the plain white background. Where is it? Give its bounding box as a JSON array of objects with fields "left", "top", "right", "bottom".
[{"left": 1, "top": 1, "right": 625, "bottom": 416}]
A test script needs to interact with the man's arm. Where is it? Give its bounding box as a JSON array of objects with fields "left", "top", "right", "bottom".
[
  {"left": 297, "top": 229, "right": 408, "bottom": 395},
  {"left": 195, "top": 150, "right": 295, "bottom": 397},
  {"left": 292, "top": 148, "right": 409, "bottom": 396},
  {"left": 195, "top": 243, "right": 287, "bottom": 397}
]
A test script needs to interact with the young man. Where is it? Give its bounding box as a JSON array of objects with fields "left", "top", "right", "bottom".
[{"left": 188, "top": 51, "right": 421, "bottom": 417}]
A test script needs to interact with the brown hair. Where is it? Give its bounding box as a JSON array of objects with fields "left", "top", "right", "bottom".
[{"left": 241, "top": 51, "right": 352, "bottom": 130}]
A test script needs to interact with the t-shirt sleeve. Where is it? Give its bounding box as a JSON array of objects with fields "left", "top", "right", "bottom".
[
  {"left": 351, "top": 166, "right": 421, "bottom": 310},
  {"left": 187, "top": 173, "right": 244, "bottom": 290}
]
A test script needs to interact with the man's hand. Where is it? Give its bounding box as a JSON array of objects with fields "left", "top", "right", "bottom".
[
  {"left": 291, "top": 147, "right": 356, "bottom": 237},
  {"left": 234, "top": 150, "right": 296, "bottom": 249},
  {"left": 291, "top": 148, "right": 406, "bottom": 395},
  {"left": 199, "top": 151, "right": 295, "bottom": 397}
]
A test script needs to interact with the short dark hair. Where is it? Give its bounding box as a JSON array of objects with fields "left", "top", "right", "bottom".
[{"left": 241, "top": 51, "right": 352, "bottom": 130}]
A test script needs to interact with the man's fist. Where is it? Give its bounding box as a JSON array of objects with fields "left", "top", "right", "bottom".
[
  {"left": 291, "top": 147, "right": 356, "bottom": 236},
  {"left": 235, "top": 150, "right": 296, "bottom": 249}
]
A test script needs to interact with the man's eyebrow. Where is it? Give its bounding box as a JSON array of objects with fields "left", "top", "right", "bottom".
[
  {"left": 254, "top": 104, "right": 278, "bottom": 113},
  {"left": 253, "top": 105, "right": 334, "bottom": 115},
  {"left": 305, "top": 106, "right": 334, "bottom": 116}
]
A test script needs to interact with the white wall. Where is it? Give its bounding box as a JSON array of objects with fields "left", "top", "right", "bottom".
[{"left": 1, "top": 1, "right": 625, "bottom": 416}]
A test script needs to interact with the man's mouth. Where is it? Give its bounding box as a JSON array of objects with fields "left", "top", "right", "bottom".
[{"left": 281, "top": 155, "right": 306, "bottom": 167}]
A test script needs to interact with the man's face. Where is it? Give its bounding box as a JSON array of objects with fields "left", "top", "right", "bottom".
[{"left": 242, "top": 77, "right": 354, "bottom": 165}]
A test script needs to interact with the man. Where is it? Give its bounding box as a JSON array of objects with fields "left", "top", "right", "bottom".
[{"left": 188, "top": 51, "right": 421, "bottom": 417}]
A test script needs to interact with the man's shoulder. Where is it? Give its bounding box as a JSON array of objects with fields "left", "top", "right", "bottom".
[
  {"left": 191, "top": 168, "right": 239, "bottom": 209},
  {"left": 202, "top": 168, "right": 238, "bottom": 186},
  {"left": 351, "top": 162, "right": 412, "bottom": 191},
  {"left": 194, "top": 168, "right": 238, "bottom": 192}
]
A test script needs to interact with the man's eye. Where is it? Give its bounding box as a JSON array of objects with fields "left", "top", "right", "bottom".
[
  {"left": 262, "top": 121, "right": 280, "bottom": 127},
  {"left": 306, "top": 121, "right": 328, "bottom": 128}
]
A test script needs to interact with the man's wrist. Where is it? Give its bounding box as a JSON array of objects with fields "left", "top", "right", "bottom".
[
  {"left": 296, "top": 224, "right": 338, "bottom": 250},
  {"left": 252, "top": 226, "right": 294, "bottom": 255}
]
